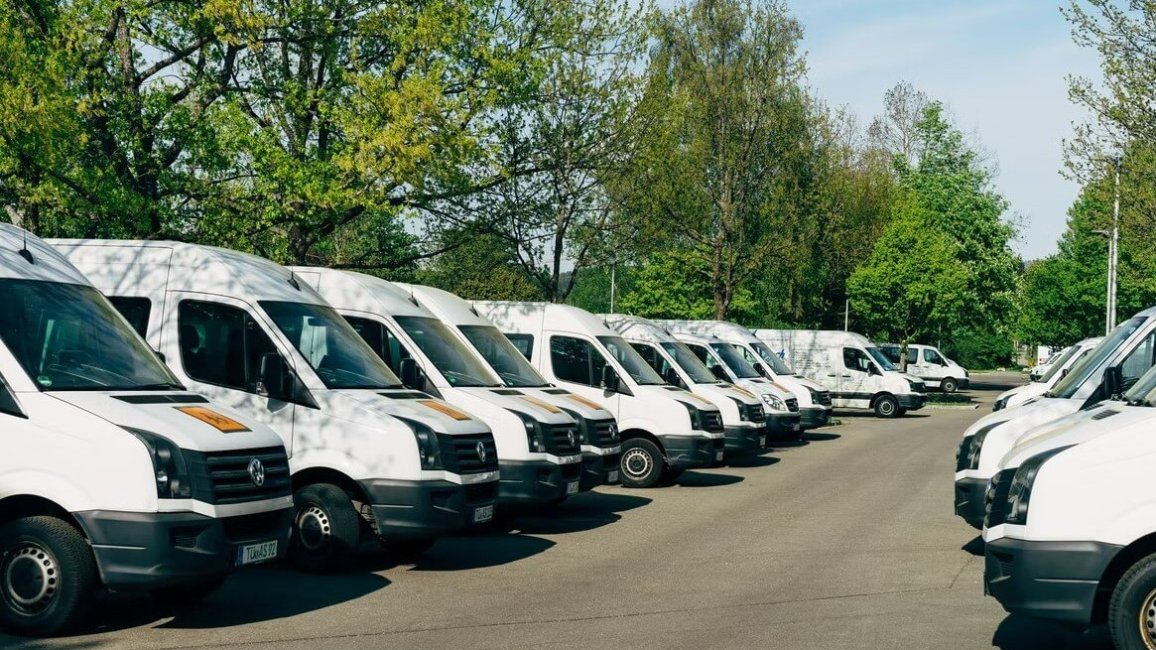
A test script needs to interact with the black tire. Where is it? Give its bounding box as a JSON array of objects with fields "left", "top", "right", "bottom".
[
  {"left": 1109, "top": 553, "right": 1156, "bottom": 650},
  {"left": 942, "top": 377, "right": 959, "bottom": 393},
  {"left": 290, "top": 483, "right": 362, "bottom": 573},
  {"left": 618, "top": 438, "right": 665, "bottom": 488},
  {"left": 873, "top": 394, "right": 899, "bottom": 418},
  {"left": 153, "top": 578, "right": 226, "bottom": 608},
  {"left": 381, "top": 538, "right": 436, "bottom": 563},
  {"left": 0, "top": 516, "right": 99, "bottom": 637}
]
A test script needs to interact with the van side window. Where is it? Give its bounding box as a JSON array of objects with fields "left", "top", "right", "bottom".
[
  {"left": 505, "top": 334, "right": 534, "bottom": 361},
  {"left": 843, "top": 347, "right": 872, "bottom": 373},
  {"left": 1120, "top": 332, "right": 1156, "bottom": 389},
  {"left": 550, "top": 336, "right": 606, "bottom": 387},
  {"left": 736, "top": 346, "right": 760, "bottom": 368},
  {"left": 631, "top": 343, "right": 669, "bottom": 376},
  {"left": 178, "top": 301, "right": 281, "bottom": 393},
  {"left": 108, "top": 296, "right": 151, "bottom": 338},
  {"left": 923, "top": 349, "right": 942, "bottom": 364},
  {"left": 344, "top": 316, "right": 412, "bottom": 374},
  {"left": 907, "top": 349, "right": 919, "bottom": 364}
]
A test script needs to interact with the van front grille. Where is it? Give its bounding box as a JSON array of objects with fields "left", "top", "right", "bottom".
[
  {"left": 187, "top": 446, "right": 291, "bottom": 505},
  {"left": 545, "top": 424, "right": 582, "bottom": 455},
  {"left": 703, "top": 411, "right": 724, "bottom": 433},
  {"left": 436, "top": 432, "right": 499, "bottom": 475}
]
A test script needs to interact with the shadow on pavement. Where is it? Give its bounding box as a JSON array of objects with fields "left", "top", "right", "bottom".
[
  {"left": 406, "top": 533, "right": 555, "bottom": 572},
  {"left": 725, "top": 455, "right": 781, "bottom": 469},
  {"left": 494, "top": 492, "right": 654, "bottom": 536},
  {"left": 675, "top": 471, "right": 745, "bottom": 488},
  {"left": 962, "top": 536, "right": 985, "bottom": 557},
  {"left": 992, "top": 615, "right": 1111, "bottom": 649},
  {"left": 801, "top": 432, "right": 841, "bottom": 442},
  {"left": 0, "top": 637, "right": 106, "bottom": 650}
]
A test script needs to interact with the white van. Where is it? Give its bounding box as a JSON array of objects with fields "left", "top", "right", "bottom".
[
  {"left": 390, "top": 283, "right": 621, "bottom": 491},
  {"left": 666, "top": 332, "right": 803, "bottom": 440},
  {"left": 992, "top": 337, "right": 1101, "bottom": 412},
  {"left": 289, "top": 269, "right": 585, "bottom": 507},
  {"left": 0, "top": 228, "right": 291, "bottom": 635},
  {"left": 953, "top": 312, "right": 1156, "bottom": 529},
  {"left": 878, "top": 343, "right": 969, "bottom": 393},
  {"left": 1029, "top": 346, "right": 1069, "bottom": 382},
  {"left": 54, "top": 242, "right": 500, "bottom": 572},
  {"left": 754, "top": 330, "right": 927, "bottom": 418},
  {"left": 983, "top": 367, "right": 1156, "bottom": 648},
  {"left": 657, "top": 321, "right": 832, "bottom": 429},
  {"left": 603, "top": 315, "right": 774, "bottom": 454},
  {"left": 475, "top": 302, "right": 726, "bottom": 488}
]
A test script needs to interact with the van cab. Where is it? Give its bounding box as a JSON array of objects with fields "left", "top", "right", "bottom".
[
  {"left": 983, "top": 366, "right": 1156, "bottom": 649},
  {"left": 0, "top": 227, "right": 291, "bottom": 635},
  {"left": 992, "top": 337, "right": 1101, "bottom": 412},
  {"left": 603, "top": 315, "right": 773, "bottom": 454},
  {"left": 393, "top": 283, "right": 621, "bottom": 491},
  {"left": 879, "top": 343, "right": 969, "bottom": 393},
  {"left": 54, "top": 241, "right": 499, "bottom": 572},
  {"left": 658, "top": 320, "right": 832, "bottom": 429},
  {"left": 953, "top": 311, "right": 1156, "bottom": 529},
  {"left": 755, "top": 329, "right": 927, "bottom": 418},
  {"left": 475, "top": 302, "right": 726, "bottom": 489},
  {"left": 289, "top": 269, "right": 584, "bottom": 508}
]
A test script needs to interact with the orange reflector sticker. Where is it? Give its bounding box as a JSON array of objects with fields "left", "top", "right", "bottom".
[
  {"left": 175, "top": 406, "right": 251, "bottom": 433},
  {"left": 729, "top": 386, "right": 757, "bottom": 399},
  {"left": 679, "top": 392, "right": 714, "bottom": 407},
  {"left": 565, "top": 394, "right": 604, "bottom": 410},
  {"left": 519, "top": 395, "right": 562, "bottom": 414},
  {"left": 419, "top": 400, "right": 472, "bottom": 421}
]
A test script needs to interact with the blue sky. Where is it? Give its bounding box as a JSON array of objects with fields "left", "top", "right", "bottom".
[{"left": 794, "top": 0, "right": 1101, "bottom": 260}]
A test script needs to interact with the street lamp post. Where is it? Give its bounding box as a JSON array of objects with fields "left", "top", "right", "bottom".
[{"left": 1094, "top": 156, "right": 1122, "bottom": 335}]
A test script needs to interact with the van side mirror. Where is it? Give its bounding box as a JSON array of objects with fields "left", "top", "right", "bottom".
[
  {"left": 257, "top": 353, "right": 290, "bottom": 399},
  {"left": 1104, "top": 365, "right": 1123, "bottom": 398},
  {"left": 601, "top": 365, "right": 620, "bottom": 393},
  {"left": 1061, "top": 368, "right": 1070, "bottom": 378},
  {"left": 710, "top": 365, "right": 729, "bottom": 381},
  {"left": 753, "top": 362, "right": 768, "bottom": 377},
  {"left": 400, "top": 357, "right": 423, "bottom": 390}
]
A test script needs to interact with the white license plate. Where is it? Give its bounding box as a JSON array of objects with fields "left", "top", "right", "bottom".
[
  {"left": 473, "top": 504, "right": 494, "bottom": 523},
  {"left": 715, "top": 451, "right": 724, "bottom": 461},
  {"left": 236, "top": 540, "right": 278, "bottom": 566},
  {"left": 608, "top": 470, "right": 619, "bottom": 483},
  {"left": 566, "top": 481, "right": 580, "bottom": 495}
]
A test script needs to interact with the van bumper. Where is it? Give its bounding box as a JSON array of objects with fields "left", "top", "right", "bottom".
[
  {"left": 361, "top": 477, "right": 499, "bottom": 538},
  {"left": 497, "top": 459, "right": 582, "bottom": 506},
  {"left": 580, "top": 447, "right": 622, "bottom": 490},
  {"left": 664, "top": 435, "right": 724, "bottom": 469},
  {"left": 985, "top": 537, "right": 1120, "bottom": 626},
  {"left": 75, "top": 507, "right": 292, "bottom": 590},
  {"left": 723, "top": 424, "right": 764, "bottom": 454},
  {"left": 799, "top": 407, "right": 830, "bottom": 430},
  {"left": 765, "top": 413, "right": 803, "bottom": 440},
  {"left": 954, "top": 477, "right": 988, "bottom": 529},
  {"left": 898, "top": 394, "right": 927, "bottom": 411}
]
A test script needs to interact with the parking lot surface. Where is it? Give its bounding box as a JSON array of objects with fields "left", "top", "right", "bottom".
[{"left": 3, "top": 373, "right": 1115, "bottom": 649}]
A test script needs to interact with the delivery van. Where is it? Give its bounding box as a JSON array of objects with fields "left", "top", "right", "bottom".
[
  {"left": 0, "top": 227, "right": 291, "bottom": 635},
  {"left": 878, "top": 343, "right": 969, "bottom": 393},
  {"left": 754, "top": 330, "right": 927, "bottom": 418},
  {"left": 288, "top": 269, "right": 585, "bottom": 507},
  {"left": 1029, "top": 346, "right": 1070, "bottom": 382},
  {"left": 54, "top": 241, "right": 499, "bottom": 571},
  {"left": 390, "top": 282, "right": 620, "bottom": 491},
  {"left": 992, "top": 337, "right": 1101, "bottom": 412},
  {"left": 603, "top": 315, "right": 775, "bottom": 454},
  {"left": 474, "top": 302, "right": 726, "bottom": 488},
  {"left": 657, "top": 321, "right": 832, "bottom": 429},
  {"left": 953, "top": 311, "right": 1156, "bottom": 529}
]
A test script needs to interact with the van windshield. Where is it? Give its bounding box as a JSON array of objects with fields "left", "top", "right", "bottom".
[
  {"left": 710, "top": 343, "right": 761, "bottom": 379},
  {"left": 261, "top": 301, "right": 403, "bottom": 389},
  {"left": 661, "top": 341, "right": 719, "bottom": 384},
  {"left": 750, "top": 341, "right": 795, "bottom": 374},
  {"left": 459, "top": 325, "right": 549, "bottom": 388},
  {"left": 0, "top": 280, "right": 182, "bottom": 391},
  {"left": 1038, "top": 344, "right": 1082, "bottom": 383},
  {"left": 1051, "top": 318, "right": 1143, "bottom": 399},
  {"left": 1124, "top": 363, "right": 1156, "bottom": 406},
  {"left": 597, "top": 336, "right": 665, "bottom": 385},
  {"left": 396, "top": 316, "right": 502, "bottom": 387},
  {"left": 867, "top": 347, "right": 897, "bottom": 372}
]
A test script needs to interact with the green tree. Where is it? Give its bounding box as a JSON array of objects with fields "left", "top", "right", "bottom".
[
  {"left": 617, "top": 250, "right": 757, "bottom": 322},
  {"left": 415, "top": 225, "right": 542, "bottom": 301}
]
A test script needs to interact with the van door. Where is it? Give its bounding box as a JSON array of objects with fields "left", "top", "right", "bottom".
[
  {"left": 166, "top": 294, "right": 299, "bottom": 452},
  {"left": 837, "top": 347, "right": 876, "bottom": 408},
  {"left": 546, "top": 335, "right": 623, "bottom": 419},
  {"left": 920, "top": 348, "right": 947, "bottom": 382}
]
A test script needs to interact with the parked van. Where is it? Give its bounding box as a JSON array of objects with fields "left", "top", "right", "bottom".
[
  {"left": 392, "top": 283, "right": 621, "bottom": 491},
  {"left": 603, "top": 315, "right": 773, "bottom": 454},
  {"left": 754, "top": 330, "right": 927, "bottom": 418},
  {"left": 475, "top": 302, "right": 726, "bottom": 488},
  {"left": 666, "top": 332, "right": 803, "bottom": 440},
  {"left": 953, "top": 312, "right": 1156, "bottom": 529},
  {"left": 1029, "top": 346, "right": 1070, "bottom": 382},
  {"left": 0, "top": 228, "right": 291, "bottom": 635},
  {"left": 878, "top": 343, "right": 969, "bottom": 393},
  {"left": 288, "top": 269, "right": 584, "bottom": 507},
  {"left": 54, "top": 242, "right": 499, "bottom": 572},
  {"left": 983, "top": 366, "right": 1156, "bottom": 648},
  {"left": 992, "top": 337, "right": 1101, "bottom": 412},
  {"left": 657, "top": 321, "right": 832, "bottom": 429}
]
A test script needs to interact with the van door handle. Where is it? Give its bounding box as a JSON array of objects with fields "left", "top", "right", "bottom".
[
  {"left": 840, "top": 374, "right": 852, "bottom": 378},
  {"left": 826, "top": 373, "right": 837, "bottom": 377}
]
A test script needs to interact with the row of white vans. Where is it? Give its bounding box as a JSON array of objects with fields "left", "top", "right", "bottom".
[
  {"left": 0, "top": 226, "right": 944, "bottom": 637},
  {"left": 955, "top": 315, "right": 1156, "bottom": 649}
]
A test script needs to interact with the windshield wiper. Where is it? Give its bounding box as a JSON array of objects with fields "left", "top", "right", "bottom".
[{"left": 133, "top": 382, "right": 186, "bottom": 391}]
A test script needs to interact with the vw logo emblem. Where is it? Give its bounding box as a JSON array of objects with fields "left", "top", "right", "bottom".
[
  {"left": 247, "top": 458, "right": 266, "bottom": 487},
  {"left": 476, "top": 441, "right": 487, "bottom": 463},
  {"left": 567, "top": 429, "right": 577, "bottom": 448},
  {"left": 609, "top": 424, "right": 618, "bottom": 440}
]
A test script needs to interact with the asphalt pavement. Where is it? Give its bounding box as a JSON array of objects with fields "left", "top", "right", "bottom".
[{"left": 3, "top": 371, "right": 1116, "bottom": 649}]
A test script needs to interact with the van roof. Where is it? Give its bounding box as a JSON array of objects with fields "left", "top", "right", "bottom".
[
  {"left": 656, "top": 319, "right": 760, "bottom": 344},
  {"left": 755, "top": 329, "right": 874, "bottom": 347},
  {"left": 52, "top": 239, "right": 325, "bottom": 305},
  {"left": 395, "top": 283, "right": 493, "bottom": 328},
  {"left": 287, "top": 267, "right": 432, "bottom": 318},
  {"left": 601, "top": 314, "right": 677, "bottom": 344},
  {"left": 0, "top": 225, "right": 91, "bottom": 285},
  {"left": 473, "top": 302, "right": 616, "bottom": 338}
]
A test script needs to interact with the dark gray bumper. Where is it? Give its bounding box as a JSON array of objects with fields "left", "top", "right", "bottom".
[
  {"left": 954, "top": 477, "right": 987, "bottom": 529},
  {"left": 664, "top": 435, "right": 724, "bottom": 469},
  {"left": 799, "top": 407, "right": 830, "bottom": 429},
  {"left": 497, "top": 459, "right": 582, "bottom": 506},
  {"left": 985, "top": 537, "right": 1120, "bottom": 626},
  {"left": 898, "top": 394, "right": 927, "bottom": 411},
  {"left": 360, "top": 477, "right": 498, "bottom": 538},
  {"left": 766, "top": 413, "right": 802, "bottom": 440},
  {"left": 723, "top": 425, "right": 764, "bottom": 453},
  {"left": 580, "top": 450, "right": 621, "bottom": 491}
]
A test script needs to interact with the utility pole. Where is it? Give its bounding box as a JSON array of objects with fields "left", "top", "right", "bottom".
[
  {"left": 844, "top": 299, "right": 849, "bottom": 332},
  {"left": 610, "top": 262, "right": 616, "bottom": 314},
  {"left": 1109, "top": 155, "right": 1121, "bottom": 333}
]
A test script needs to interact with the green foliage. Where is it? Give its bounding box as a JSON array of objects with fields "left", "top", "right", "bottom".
[
  {"left": 617, "top": 251, "right": 757, "bottom": 322},
  {"left": 415, "top": 225, "right": 542, "bottom": 301}
]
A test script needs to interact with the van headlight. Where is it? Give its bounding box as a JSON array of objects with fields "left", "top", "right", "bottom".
[
  {"left": 760, "top": 393, "right": 786, "bottom": 412},
  {"left": 126, "top": 428, "right": 192, "bottom": 499},
  {"left": 514, "top": 411, "right": 545, "bottom": 452},
  {"left": 680, "top": 402, "right": 703, "bottom": 430},
  {"left": 964, "top": 422, "right": 1001, "bottom": 470},
  {"left": 405, "top": 420, "right": 442, "bottom": 470},
  {"left": 1004, "top": 445, "right": 1073, "bottom": 525},
  {"left": 993, "top": 396, "right": 1008, "bottom": 412}
]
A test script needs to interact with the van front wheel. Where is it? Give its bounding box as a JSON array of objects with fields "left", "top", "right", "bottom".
[
  {"left": 0, "top": 516, "right": 98, "bottom": 637},
  {"left": 1109, "top": 554, "right": 1156, "bottom": 650},
  {"left": 873, "top": 395, "right": 899, "bottom": 418},
  {"left": 942, "top": 377, "right": 959, "bottom": 393},
  {"left": 291, "top": 483, "right": 362, "bottom": 573},
  {"left": 619, "top": 439, "right": 664, "bottom": 489}
]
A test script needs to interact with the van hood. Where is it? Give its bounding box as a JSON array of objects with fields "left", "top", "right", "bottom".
[
  {"left": 788, "top": 375, "right": 826, "bottom": 392},
  {"left": 454, "top": 387, "right": 578, "bottom": 425},
  {"left": 638, "top": 385, "right": 722, "bottom": 412},
  {"left": 48, "top": 391, "right": 284, "bottom": 453},
  {"left": 997, "top": 382, "right": 1047, "bottom": 403},
  {"left": 1001, "top": 401, "right": 1148, "bottom": 468},
  {"left": 526, "top": 388, "right": 615, "bottom": 420},
  {"left": 732, "top": 378, "right": 791, "bottom": 400},
  {"left": 694, "top": 383, "right": 762, "bottom": 406},
  {"left": 319, "top": 389, "right": 492, "bottom": 435}
]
